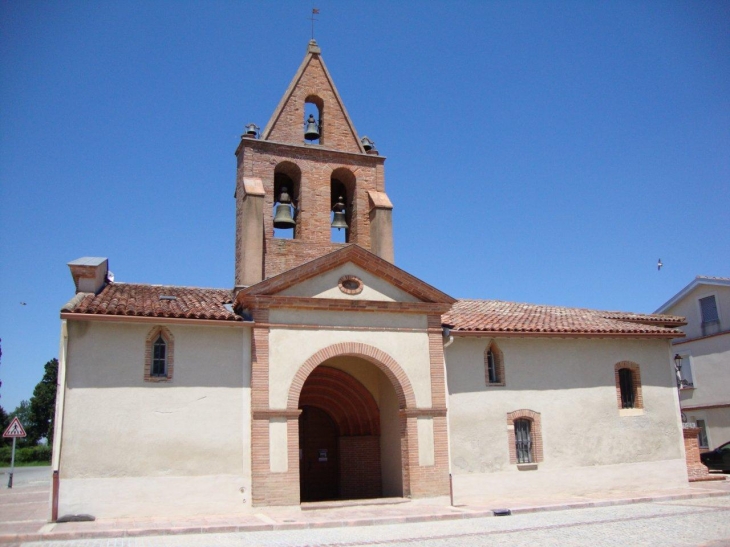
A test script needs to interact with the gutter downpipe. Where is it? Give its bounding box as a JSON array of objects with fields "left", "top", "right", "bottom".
[
  {"left": 442, "top": 327, "right": 455, "bottom": 506},
  {"left": 51, "top": 320, "right": 69, "bottom": 522}
]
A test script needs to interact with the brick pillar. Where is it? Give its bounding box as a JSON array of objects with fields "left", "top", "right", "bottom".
[{"left": 683, "top": 426, "right": 713, "bottom": 482}]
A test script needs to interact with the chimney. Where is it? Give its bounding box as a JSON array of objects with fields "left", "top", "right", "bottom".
[{"left": 68, "top": 257, "right": 109, "bottom": 294}]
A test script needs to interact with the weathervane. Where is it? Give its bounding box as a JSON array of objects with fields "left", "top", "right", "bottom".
[{"left": 310, "top": 8, "right": 319, "bottom": 40}]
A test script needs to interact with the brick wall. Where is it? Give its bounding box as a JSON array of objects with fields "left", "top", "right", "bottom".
[
  {"left": 266, "top": 53, "right": 361, "bottom": 153},
  {"left": 683, "top": 427, "right": 713, "bottom": 482}
]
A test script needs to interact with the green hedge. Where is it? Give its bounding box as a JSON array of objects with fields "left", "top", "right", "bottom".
[{"left": 0, "top": 444, "right": 52, "bottom": 465}]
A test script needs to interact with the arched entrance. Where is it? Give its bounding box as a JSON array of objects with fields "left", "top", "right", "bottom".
[{"left": 298, "top": 360, "right": 401, "bottom": 502}]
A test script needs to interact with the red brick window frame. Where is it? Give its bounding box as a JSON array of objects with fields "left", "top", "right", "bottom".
[
  {"left": 484, "top": 341, "right": 505, "bottom": 386},
  {"left": 507, "top": 409, "right": 543, "bottom": 465},
  {"left": 614, "top": 361, "right": 643, "bottom": 411},
  {"left": 144, "top": 326, "right": 174, "bottom": 382}
]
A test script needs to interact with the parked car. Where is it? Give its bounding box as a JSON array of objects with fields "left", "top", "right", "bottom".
[{"left": 700, "top": 441, "right": 730, "bottom": 473}]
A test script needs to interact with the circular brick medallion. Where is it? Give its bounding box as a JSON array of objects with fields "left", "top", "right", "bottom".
[{"left": 338, "top": 275, "right": 363, "bottom": 295}]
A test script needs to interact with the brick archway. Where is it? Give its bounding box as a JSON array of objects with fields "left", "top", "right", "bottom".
[{"left": 287, "top": 342, "right": 417, "bottom": 411}]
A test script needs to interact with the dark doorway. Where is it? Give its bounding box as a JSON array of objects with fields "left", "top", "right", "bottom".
[
  {"left": 298, "top": 364, "right": 386, "bottom": 503},
  {"left": 299, "top": 405, "right": 339, "bottom": 502}
]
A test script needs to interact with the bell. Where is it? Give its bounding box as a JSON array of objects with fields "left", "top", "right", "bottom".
[
  {"left": 331, "top": 210, "right": 348, "bottom": 230},
  {"left": 273, "top": 187, "right": 296, "bottom": 229},
  {"left": 304, "top": 114, "right": 320, "bottom": 141},
  {"left": 331, "top": 196, "right": 347, "bottom": 230}
]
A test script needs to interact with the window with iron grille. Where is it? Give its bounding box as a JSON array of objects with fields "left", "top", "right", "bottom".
[
  {"left": 514, "top": 419, "right": 533, "bottom": 464},
  {"left": 152, "top": 335, "right": 167, "bottom": 376},
  {"left": 700, "top": 296, "right": 721, "bottom": 336},
  {"left": 618, "top": 368, "right": 635, "bottom": 409}
]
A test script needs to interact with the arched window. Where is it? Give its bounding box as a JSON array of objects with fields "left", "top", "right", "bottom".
[
  {"left": 614, "top": 361, "right": 643, "bottom": 411},
  {"left": 484, "top": 342, "right": 505, "bottom": 386},
  {"left": 152, "top": 335, "right": 167, "bottom": 376},
  {"left": 145, "top": 326, "right": 174, "bottom": 382},
  {"left": 507, "top": 409, "right": 543, "bottom": 465}
]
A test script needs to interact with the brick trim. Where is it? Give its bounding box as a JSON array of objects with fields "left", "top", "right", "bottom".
[
  {"left": 338, "top": 275, "right": 364, "bottom": 295},
  {"left": 507, "top": 409, "right": 543, "bottom": 464},
  {"left": 143, "top": 326, "right": 174, "bottom": 382},
  {"left": 614, "top": 361, "right": 644, "bottom": 410},
  {"left": 484, "top": 341, "right": 506, "bottom": 387}
]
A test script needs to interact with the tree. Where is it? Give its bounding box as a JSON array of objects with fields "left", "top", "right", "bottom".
[
  {"left": 9, "top": 400, "right": 32, "bottom": 447},
  {"left": 27, "top": 359, "right": 58, "bottom": 445}
]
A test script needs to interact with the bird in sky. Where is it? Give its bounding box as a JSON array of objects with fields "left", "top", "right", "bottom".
[{"left": 657, "top": 259, "right": 663, "bottom": 271}]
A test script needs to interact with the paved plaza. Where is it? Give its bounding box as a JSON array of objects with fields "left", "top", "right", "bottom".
[
  {"left": 2, "top": 467, "right": 729, "bottom": 546},
  {"left": 19, "top": 496, "right": 730, "bottom": 547}
]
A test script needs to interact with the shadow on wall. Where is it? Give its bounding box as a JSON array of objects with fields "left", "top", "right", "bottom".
[
  {"left": 445, "top": 337, "right": 674, "bottom": 395},
  {"left": 65, "top": 321, "right": 250, "bottom": 389}
]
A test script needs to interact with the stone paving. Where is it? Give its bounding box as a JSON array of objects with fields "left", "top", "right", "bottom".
[
  {"left": 17, "top": 496, "right": 730, "bottom": 546},
  {"left": 2, "top": 467, "right": 730, "bottom": 546}
]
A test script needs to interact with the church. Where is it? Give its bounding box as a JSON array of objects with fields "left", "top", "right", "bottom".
[{"left": 52, "top": 41, "right": 689, "bottom": 519}]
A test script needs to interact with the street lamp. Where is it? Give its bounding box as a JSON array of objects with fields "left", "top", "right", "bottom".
[{"left": 674, "top": 354, "right": 683, "bottom": 388}]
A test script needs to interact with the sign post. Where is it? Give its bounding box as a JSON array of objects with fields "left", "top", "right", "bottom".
[{"left": 3, "top": 417, "right": 27, "bottom": 488}]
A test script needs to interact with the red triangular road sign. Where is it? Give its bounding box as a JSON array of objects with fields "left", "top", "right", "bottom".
[{"left": 3, "top": 417, "right": 27, "bottom": 438}]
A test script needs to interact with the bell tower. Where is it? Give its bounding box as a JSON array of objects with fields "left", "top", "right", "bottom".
[{"left": 234, "top": 40, "right": 394, "bottom": 288}]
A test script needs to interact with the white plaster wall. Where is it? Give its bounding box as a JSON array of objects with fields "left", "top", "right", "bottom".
[
  {"left": 677, "top": 334, "right": 730, "bottom": 407},
  {"left": 267, "top": 312, "right": 432, "bottom": 409},
  {"left": 59, "top": 320, "right": 251, "bottom": 518},
  {"left": 667, "top": 285, "right": 730, "bottom": 341},
  {"left": 278, "top": 262, "right": 420, "bottom": 302},
  {"left": 445, "top": 336, "right": 687, "bottom": 499}
]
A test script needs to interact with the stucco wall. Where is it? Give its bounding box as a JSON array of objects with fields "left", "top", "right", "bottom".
[
  {"left": 445, "top": 336, "right": 687, "bottom": 501},
  {"left": 279, "top": 263, "right": 419, "bottom": 302},
  {"left": 59, "top": 320, "right": 251, "bottom": 518},
  {"left": 267, "top": 311, "right": 431, "bottom": 409},
  {"left": 677, "top": 333, "right": 730, "bottom": 408},
  {"left": 667, "top": 285, "right": 730, "bottom": 341}
]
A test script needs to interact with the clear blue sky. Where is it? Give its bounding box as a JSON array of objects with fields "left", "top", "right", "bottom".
[{"left": 1, "top": 1, "right": 728, "bottom": 412}]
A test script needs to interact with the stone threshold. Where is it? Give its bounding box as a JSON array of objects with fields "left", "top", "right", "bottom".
[{"left": 301, "top": 497, "right": 411, "bottom": 511}]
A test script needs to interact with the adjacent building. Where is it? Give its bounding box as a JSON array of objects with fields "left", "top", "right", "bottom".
[
  {"left": 52, "top": 41, "right": 690, "bottom": 519},
  {"left": 656, "top": 276, "right": 730, "bottom": 451}
]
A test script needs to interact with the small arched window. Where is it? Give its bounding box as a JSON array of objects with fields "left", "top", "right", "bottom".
[
  {"left": 152, "top": 335, "right": 167, "bottom": 377},
  {"left": 614, "top": 361, "right": 643, "bottom": 411},
  {"left": 618, "top": 368, "right": 634, "bottom": 408},
  {"left": 484, "top": 342, "right": 505, "bottom": 386},
  {"left": 145, "top": 326, "right": 174, "bottom": 382},
  {"left": 507, "top": 409, "right": 543, "bottom": 466}
]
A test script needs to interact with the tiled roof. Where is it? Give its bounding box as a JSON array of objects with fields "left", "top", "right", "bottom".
[
  {"left": 444, "top": 300, "right": 684, "bottom": 336},
  {"left": 62, "top": 283, "right": 240, "bottom": 322}
]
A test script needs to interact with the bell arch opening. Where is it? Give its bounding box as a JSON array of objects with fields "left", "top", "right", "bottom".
[
  {"left": 304, "top": 95, "right": 323, "bottom": 145},
  {"left": 297, "top": 359, "right": 404, "bottom": 502},
  {"left": 273, "top": 161, "right": 301, "bottom": 239},
  {"left": 330, "top": 167, "right": 356, "bottom": 243}
]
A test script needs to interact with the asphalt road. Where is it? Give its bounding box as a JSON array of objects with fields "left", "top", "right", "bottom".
[{"left": 0, "top": 465, "right": 51, "bottom": 489}]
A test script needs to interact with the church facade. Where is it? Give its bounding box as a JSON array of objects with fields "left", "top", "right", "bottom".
[{"left": 53, "top": 41, "right": 689, "bottom": 519}]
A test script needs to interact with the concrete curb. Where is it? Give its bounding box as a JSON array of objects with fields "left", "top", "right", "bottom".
[{"left": 1, "top": 489, "right": 728, "bottom": 545}]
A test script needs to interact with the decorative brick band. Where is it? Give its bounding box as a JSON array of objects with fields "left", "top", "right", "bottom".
[
  {"left": 287, "top": 342, "right": 417, "bottom": 410},
  {"left": 507, "top": 409, "right": 543, "bottom": 464},
  {"left": 143, "top": 326, "right": 174, "bottom": 382}
]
